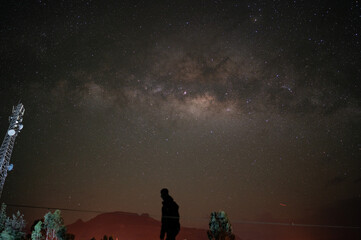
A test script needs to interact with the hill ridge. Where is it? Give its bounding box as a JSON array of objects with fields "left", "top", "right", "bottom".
[{"left": 67, "top": 211, "right": 241, "bottom": 240}]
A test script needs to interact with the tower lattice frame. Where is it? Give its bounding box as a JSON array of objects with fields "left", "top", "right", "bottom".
[{"left": 0, "top": 103, "right": 25, "bottom": 198}]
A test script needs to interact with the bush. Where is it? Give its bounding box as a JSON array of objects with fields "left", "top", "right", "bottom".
[{"left": 207, "top": 211, "right": 235, "bottom": 240}]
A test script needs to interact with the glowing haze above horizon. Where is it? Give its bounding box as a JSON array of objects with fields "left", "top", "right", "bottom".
[{"left": 0, "top": 0, "right": 360, "bottom": 229}]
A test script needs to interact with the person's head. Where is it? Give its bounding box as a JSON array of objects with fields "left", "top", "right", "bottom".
[{"left": 160, "top": 188, "right": 169, "bottom": 200}]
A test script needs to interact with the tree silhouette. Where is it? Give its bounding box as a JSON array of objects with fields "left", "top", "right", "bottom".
[
  {"left": 31, "top": 221, "right": 43, "bottom": 240},
  {"left": 43, "top": 210, "right": 65, "bottom": 240},
  {"left": 1, "top": 210, "right": 26, "bottom": 239},
  {"left": 207, "top": 211, "right": 235, "bottom": 240},
  {"left": 56, "top": 226, "right": 66, "bottom": 240},
  {"left": 0, "top": 203, "right": 6, "bottom": 233}
]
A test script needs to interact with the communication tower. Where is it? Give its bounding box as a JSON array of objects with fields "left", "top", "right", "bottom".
[{"left": 0, "top": 103, "right": 25, "bottom": 198}]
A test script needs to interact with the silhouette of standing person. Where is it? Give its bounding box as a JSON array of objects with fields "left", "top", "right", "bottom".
[{"left": 160, "top": 188, "right": 180, "bottom": 240}]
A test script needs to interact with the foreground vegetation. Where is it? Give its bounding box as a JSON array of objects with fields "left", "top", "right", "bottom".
[
  {"left": 0, "top": 203, "right": 74, "bottom": 240},
  {"left": 0, "top": 204, "right": 235, "bottom": 240}
]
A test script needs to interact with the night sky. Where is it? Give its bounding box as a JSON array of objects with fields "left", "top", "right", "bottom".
[{"left": 0, "top": 0, "right": 360, "bottom": 230}]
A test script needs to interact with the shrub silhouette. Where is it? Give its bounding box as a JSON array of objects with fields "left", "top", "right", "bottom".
[{"left": 207, "top": 211, "right": 235, "bottom": 240}]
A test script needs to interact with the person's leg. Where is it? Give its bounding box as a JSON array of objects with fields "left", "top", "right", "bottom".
[{"left": 165, "top": 232, "right": 176, "bottom": 240}]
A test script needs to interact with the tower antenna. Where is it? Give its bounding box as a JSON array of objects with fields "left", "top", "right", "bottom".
[{"left": 0, "top": 103, "right": 25, "bottom": 198}]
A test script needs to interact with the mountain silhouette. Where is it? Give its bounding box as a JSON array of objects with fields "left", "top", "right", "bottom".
[{"left": 67, "top": 211, "right": 243, "bottom": 240}]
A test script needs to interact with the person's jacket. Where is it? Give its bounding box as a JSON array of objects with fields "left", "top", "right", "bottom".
[{"left": 160, "top": 195, "right": 180, "bottom": 238}]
